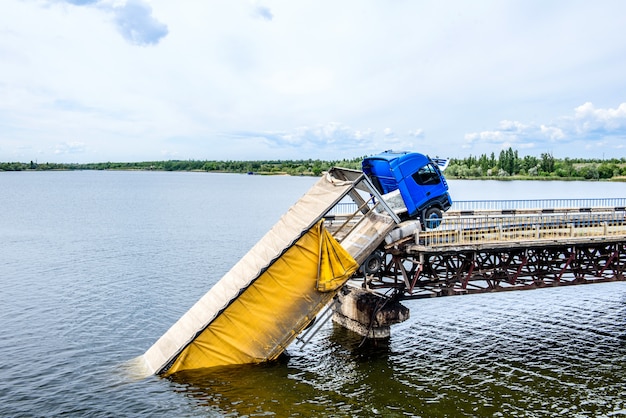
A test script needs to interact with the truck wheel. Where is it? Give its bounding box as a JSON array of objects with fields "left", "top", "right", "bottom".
[{"left": 424, "top": 207, "right": 443, "bottom": 229}]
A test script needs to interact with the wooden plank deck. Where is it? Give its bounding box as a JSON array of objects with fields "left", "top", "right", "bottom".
[{"left": 395, "top": 209, "right": 626, "bottom": 253}]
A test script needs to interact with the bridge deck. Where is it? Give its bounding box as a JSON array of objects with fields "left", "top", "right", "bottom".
[
  {"left": 348, "top": 206, "right": 626, "bottom": 299},
  {"left": 408, "top": 209, "right": 626, "bottom": 252}
]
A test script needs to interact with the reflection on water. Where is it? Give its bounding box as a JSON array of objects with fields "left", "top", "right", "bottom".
[
  {"left": 1, "top": 172, "right": 625, "bottom": 417},
  {"left": 168, "top": 285, "right": 626, "bottom": 417},
  {"left": 168, "top": 326, "right": 394, "bottom": 417}
]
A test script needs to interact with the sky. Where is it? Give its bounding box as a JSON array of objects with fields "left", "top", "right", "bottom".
[{"left": 1, "top": 0, "right": 626, "bottom": 163}]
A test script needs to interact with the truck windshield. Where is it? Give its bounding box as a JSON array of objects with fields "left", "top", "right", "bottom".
[{"left": 412, "top": 164, "right": 440, "bottom": 186}]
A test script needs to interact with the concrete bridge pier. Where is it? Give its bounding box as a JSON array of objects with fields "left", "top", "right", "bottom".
[{"left": 332, "top": 285, "right": 409, "bottom": 338}]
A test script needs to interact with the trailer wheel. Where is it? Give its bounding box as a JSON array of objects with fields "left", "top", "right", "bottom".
[
  {"left": 423, "top": 207, "right": 443, "bottom": 229},
  {"left": 362, "top": 251, "right": 383, "bottom": 275}
]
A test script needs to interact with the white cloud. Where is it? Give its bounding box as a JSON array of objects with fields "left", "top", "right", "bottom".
[
  {"left": 573, "top": 102, "right": 626, "bottom": 133},
  {"left": 408, "top": 129, "right": 424, "bottom": 138},
  {"left": 2, "top": 1, "right": 626, "bottom": 162},
  {"left": 464, "top": 102, "right": 626, "bottom": 155},
  {"left": 160, "top": 149, "right": 179, "bottom": 158},
  {"left": 465, "top": 131, "right": 505, "bottom": 143},
  {"left": 540, "top": 125, "right": 565, "bottom": 140},
  {"left": 499, "top": 120, "right": 527, "bottom": 132},
  {"left": 111, "top": 0, "right": 168, "bottom": 46},
  {"left": 54, "top": 141, "right": 86, "bottom": 155},
  {"left": 249, "top": 122, "right": 375, "bottom": 152},
  {"left": 54, "top": 0, "right": 168, "bottom": 46},
  {"left": 251, "top": 2, "right": 273, "bottom": 21}
]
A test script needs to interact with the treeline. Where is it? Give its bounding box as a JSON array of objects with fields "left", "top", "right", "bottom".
[
  {"left": 447, "top": 148, "right": 626, "bottom": 180},
  {"left": 0, "top": 158, "right": 364, "bottom": 176},
  {"left": 2, "top": 148, "right": 625, "bottom": 180}
]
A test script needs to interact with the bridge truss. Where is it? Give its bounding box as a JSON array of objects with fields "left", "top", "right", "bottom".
[
  {"left": 351, "top": 208, "right": 626, "bottom": 300},
  {"left": 359, "top": 240, "right": 626, "bottom": 299}
]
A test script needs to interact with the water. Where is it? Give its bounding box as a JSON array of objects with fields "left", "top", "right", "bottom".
[{"left": 1, "top": 171, "right": 625, "bottom": 417}]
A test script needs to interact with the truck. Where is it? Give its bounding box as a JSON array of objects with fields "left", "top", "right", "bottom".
[{"left": 362, "top": 150, "right": 452, "bottom": 229}]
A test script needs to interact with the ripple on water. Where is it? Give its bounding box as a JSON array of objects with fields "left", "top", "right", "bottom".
[{"left": 1, "top": 173, "right": 625, "bottom": 417}]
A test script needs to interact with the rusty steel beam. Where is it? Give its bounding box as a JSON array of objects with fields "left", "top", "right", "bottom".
[{"left": 355, "top": 241, "right": 626, "bottom": 300}]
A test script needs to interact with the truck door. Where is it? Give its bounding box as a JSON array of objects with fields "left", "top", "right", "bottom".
[
  {"left": 397, "top": 161, "right": 444, "bottom": 217},
  {"left": 411, "top": 163, "right": 444, "bottom": 208}
]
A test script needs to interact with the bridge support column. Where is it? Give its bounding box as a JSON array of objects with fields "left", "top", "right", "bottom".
[{"left": 332, "top": 285, "right": 409, "bottom": 338}]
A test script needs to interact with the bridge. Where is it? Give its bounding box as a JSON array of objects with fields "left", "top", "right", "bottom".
[
  {"left": 324, "top": 196, "right": 626, "bottom": 339},
  {"left": 330, "top": 197, "right": 626, "bottom": 294},
  {"left": 136, "top": 169, "right": 626, "bottom": 376}
]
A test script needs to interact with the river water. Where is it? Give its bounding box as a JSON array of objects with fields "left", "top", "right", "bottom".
[{"left": 1, "top": 171, "right": 625, "bottom": 417}]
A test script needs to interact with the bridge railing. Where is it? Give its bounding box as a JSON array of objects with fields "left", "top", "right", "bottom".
[
  {"left": 451, "top": 198, "right": 626, "bottom": 211},
  {"left": 418, "top": 210, "right": 626, "bottom": 248},
  {"left": 328, "top": 198, "right": 626, "bottom": 216}
]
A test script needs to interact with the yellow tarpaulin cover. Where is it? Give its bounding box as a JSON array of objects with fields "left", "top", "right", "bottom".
[
  {"left": 138, "top": 169, "right": 396, "bottom": 377},
  {"left": 163, "top": 220, "right": 358, "bottom": 375}
]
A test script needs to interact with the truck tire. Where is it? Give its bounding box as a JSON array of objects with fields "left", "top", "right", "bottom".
[{"left": 423, "top": 207, "right": 443, "bottom": 229}]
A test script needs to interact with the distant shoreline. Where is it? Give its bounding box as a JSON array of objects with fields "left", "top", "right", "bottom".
[
  {"left": 1, "top": 150, "right": 625, "bottom": 181},
  {"left": 1, "top": 166, "right": 625, "bottom": 182}
]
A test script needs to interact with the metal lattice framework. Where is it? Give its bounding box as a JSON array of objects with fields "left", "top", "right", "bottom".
[
  {"left": 359, "top": 241, "right": 626, "bottom": 299},
  {"left": 352, "top": 206, "right": 626, "bottom": 299}
]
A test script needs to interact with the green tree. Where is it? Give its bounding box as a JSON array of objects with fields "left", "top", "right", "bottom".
[{"left": 539, "top": 152, "right": 555, "bottom": 174}]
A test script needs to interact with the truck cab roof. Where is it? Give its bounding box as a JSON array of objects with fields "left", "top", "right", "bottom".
[{"left": 362, "top": 151, "right": 431, "bottom": 194}]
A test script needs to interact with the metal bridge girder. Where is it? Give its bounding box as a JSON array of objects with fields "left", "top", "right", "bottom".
[{"left": 360, "top": 241, "right": 626, "bottom": 300}]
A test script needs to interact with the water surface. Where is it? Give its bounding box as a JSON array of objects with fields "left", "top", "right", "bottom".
[{"left": 1, "top": 171, "right": 625, "bottom": 417}]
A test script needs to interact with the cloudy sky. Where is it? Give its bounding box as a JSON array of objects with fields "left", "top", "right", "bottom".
[{"left": 1, "top": 0, "right": 625, "bottom": 163}]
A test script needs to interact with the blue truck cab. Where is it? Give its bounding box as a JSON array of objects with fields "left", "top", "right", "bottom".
[{"left": 362, "top": 150, "right": 452, "bottom": 228}]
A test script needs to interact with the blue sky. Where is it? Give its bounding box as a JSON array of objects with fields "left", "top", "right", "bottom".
[{"left": 1, "top": 0, "right": 625, "bottom": 163}]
